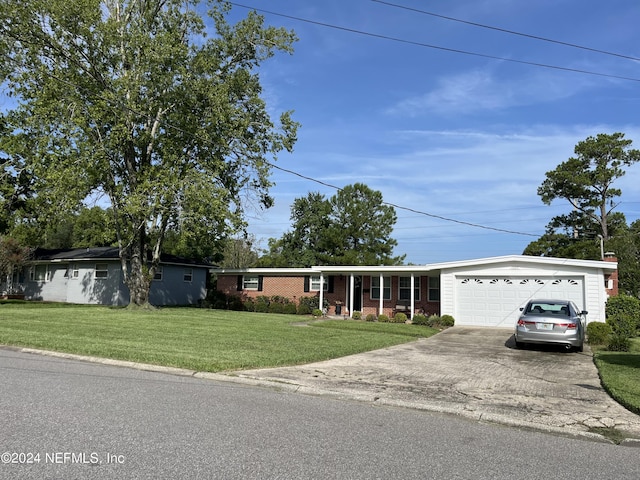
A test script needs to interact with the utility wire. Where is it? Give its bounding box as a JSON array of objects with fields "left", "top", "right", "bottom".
[
  {"left": 269, "top": 163, "right": 540, "bottom": 237},
  {"left": 27, "top": 68, "right": 540, "bottom": 238},
  {"left": 372, "top": 0, "right": 640, "bottom": 63},
  {"left": 229, "top": 2, "right": 640, "bottom": 83}
]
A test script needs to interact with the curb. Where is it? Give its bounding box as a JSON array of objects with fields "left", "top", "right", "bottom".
[{"left": 12, "top": 346, "right": 640, "bottom": 447}]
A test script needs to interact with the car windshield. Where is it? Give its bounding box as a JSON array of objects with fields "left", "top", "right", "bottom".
[{"left": 525, "top": 302, "right": 570, "bottom": 316}]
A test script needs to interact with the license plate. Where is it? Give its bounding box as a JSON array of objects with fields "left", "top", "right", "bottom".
[{"left": 537, "top": 323, "right": 553, "bottom": 330}]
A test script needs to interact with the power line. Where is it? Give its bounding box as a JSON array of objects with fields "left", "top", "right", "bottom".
[
  {"left": 229, "top": 2, "right": 640, "bottom": 83},
  {"left": 269, "top": 163, "right": 540, "bottom": 237},
  {"left": 372, "top": 0, "right": 640, "bottom": 63},
  {"left": 5, "top": 22, "right": 543, "bottom": 240},
  {"left": 39, "top": 68, "right": 539, "bottom": 237}
]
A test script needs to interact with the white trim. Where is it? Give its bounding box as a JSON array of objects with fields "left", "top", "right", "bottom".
[{"left": 214, "top": 255, "right": 616, "bottom": 276}]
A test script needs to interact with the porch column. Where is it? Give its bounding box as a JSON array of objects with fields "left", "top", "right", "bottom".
[
  {"left": 379, "top": 273, "right": 384, "bottom": 316},
  {"left": 319, "top": 273, "right": 324, "bottom": 315},
  {"left": 349, "top": 274, "right": 355, "bottom": 318},
  {"left": 410, "top": 274, "right": 415, "bottom": 317}
]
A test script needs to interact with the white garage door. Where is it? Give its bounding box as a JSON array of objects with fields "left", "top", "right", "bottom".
[{"left": 456, "top": 276, "right": 585, "bottom": 327}]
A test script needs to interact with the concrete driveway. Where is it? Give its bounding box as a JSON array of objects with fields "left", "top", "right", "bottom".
[{"left": 234, "top": 327, "right": 640, "bottom": 441}]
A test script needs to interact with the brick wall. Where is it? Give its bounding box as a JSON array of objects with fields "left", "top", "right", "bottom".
[
  {"left": 359, "top": 275, "right": 440, "bottom": 318},
  {"left": 215, "top": 273, "right": 441, "bottom": 317},
  {"left": 603, "top": 254, "right": 619, "bottom": 297},
  {"left": 216, "top": 274, "right": 313, "bottom": 300}
]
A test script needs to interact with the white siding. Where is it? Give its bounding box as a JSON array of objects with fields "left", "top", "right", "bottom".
[{"left": 441, "top": 259, "right": 610, "bottom": 327}]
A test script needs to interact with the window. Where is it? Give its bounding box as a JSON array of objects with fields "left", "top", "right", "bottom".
[
  {"left": 243, "top": 275, "right": 259, "bottom": 290},
  {"left": 399, "top": 276, "right": 420, "bottom": 301},
  {"left": 428, "top": 276, "right": 440, "bottom": 301},
  {"left": 154, "top": 267, "right": 163, "bottom": 281},
  {"left": 63, "top": 264, "right": 78, "bottom": 279},
  {"left": 370, "top": 276, "right": 391, "bottom": 300},
  {"left": 183, "top": 268, "right": 193, "bottom": 282},
  {"left": 95, "top": 263, "right": 109, "bottom": 279},
  {"left": 310, "top": 275, "right": 328, "bottom": 291},
  {"left": 30, "top": 265, "right": 49, "bottom": 282}
]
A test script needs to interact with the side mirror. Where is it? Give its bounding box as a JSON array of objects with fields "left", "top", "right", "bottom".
[
  {"left": 581, "top": 311, "right": 588, "bottom": 316},
  {"left": 519, "top": 307, "right": 524, "bottom": 312}
]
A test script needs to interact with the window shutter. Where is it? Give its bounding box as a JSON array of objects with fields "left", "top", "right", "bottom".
[
  {"left": 328, "top": 276, "right": 334, "bottom": 293},
  {"left": 237, "top": 275, "right": 243, "bottom": 291},
  {"left": 257, "top": 275, "right": 264, "bottom": 291},
  {"left": 303, "top": 276, "right": 310, "bottom": 292}
]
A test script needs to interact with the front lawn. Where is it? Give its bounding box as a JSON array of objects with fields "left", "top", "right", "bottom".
[
  {"left": 593, "top": 338, "right": 640, "bottom": 415},
  {"left": 0, "top": 303, "right": 437, "bottom": 372}
]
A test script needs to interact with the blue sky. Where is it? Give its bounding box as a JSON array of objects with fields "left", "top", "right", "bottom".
[{"left": 223, "top": 0, "right": 640, "bottom": 264}]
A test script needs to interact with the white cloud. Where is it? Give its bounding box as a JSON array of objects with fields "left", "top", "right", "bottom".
[{"left": 387, "top": 64, "right": 596, "bottom": 117}]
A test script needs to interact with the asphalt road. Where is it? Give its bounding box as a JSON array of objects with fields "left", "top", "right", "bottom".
[{"left": 1, "top": 348, "right": 640, "bottom": 480}]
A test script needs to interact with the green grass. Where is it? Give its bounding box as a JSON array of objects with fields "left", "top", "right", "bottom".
[
  {"left": 594, "top": 338, "right": 640, "bottom": 415},
  {"left": 0, "top": 303, "right": 437, "bottom": 372}
]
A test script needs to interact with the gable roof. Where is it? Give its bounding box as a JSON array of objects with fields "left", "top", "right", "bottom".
[{"left": 32, "top": 247, "right": 214, "bottom": 268}]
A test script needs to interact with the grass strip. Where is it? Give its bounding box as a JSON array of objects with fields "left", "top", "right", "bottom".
[{"left": 593, "top": 338, "right": 640, "bottom": 415}]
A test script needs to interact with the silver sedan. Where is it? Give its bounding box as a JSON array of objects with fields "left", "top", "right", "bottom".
[{"left": 514, "top": 299, "right": 587, "bottom": 352}]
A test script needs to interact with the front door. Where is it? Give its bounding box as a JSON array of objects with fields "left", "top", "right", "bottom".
[{"left": 350, "top": 276, "right": 362, "bottom": 313}]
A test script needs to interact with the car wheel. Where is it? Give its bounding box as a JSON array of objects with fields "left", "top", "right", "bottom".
[
  {"left": 515, "top": 340, "right": 525, "bottom": 349},
  {"left": 576, "top": 343, "right": 584, "bottom": 353}
]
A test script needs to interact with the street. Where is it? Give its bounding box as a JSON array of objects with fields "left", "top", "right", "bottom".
[{"left": 1, "top": 348, "right": 639, "bottom": 479}]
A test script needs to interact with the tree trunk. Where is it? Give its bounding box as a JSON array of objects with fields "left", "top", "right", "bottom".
[{"left": 124, "top": 232, "right": 152, "bottom": 307}]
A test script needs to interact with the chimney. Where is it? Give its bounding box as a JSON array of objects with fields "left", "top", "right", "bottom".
[{"left": 603, "top": 252, "right": 618, "bottom": 296}]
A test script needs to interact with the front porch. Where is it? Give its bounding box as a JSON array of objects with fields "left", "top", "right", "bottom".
[{"left": 315, "top": 267, "right": 441, "bottom": 319}]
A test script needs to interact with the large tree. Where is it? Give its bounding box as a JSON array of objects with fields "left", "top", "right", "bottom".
[
  {"left": 324, "top": 183, "right": 404, "bottom": 265},
  {"left": 260, "top": 191, "right": 333, "bottom": 267},
  {"left": 538, "top": 132, "right": 640, "bottom": 241},
  {"left": 526, "top": 133, "right": 640, "bottom": 294},
  {"left": 0, "top": 0, "right": 298, "bottom": 306},
  {"left": 260, "top": 184, "right": 405, "bottom": 267}
]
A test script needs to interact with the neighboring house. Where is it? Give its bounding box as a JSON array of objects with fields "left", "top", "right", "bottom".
[
  {"left": 20, "top": 247, "right": 210, "bottom": 306},
  {"left": 213, "top": 254, "right": 618, "bottom": 327}
]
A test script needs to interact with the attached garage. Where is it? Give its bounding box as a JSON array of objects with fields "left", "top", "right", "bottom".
[
  {"left": 439, "top": 255, "right": 616, "bottom": 327},
  {"left": 455, "top": 276, "right": 585, "bottom": 327}
]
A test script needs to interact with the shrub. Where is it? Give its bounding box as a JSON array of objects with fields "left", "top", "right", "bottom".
[
  {"left": 412, "top": 313, "right": 428, "bottom": 325},
  {"left": 440, "top": 315, "right": 455, "bottom": 327},
  {"left": 393, "top": 312, "right": 408, "bottom": 323},
  {"left": 377, "top": 314, "right": 389, "bottom": 323},
  {"left": 254, "top": 297, "right": 269, "bottom": 313},
  {"left": 297, "top": 302, "right": 312, "bottom": 315},
  {"left": 298, "top": 296, "right": 329, "bottom": 314},
  {"left": 283, "top": 302, "right": 298, "bottom": 315},
  {"left": 427, "top": 315, "right": 441, "bottom": 328},
  {"left": 608, "top": 334, "right": 632, "bottom": 352},
  {"left": 365, "top": 314, "right": 377, "bottom": 322},
  {"left": 205, "top": 289, "right": 228, "bottom": 309},
  {"left": 587, "top": 321, "right": 612, "bottom": 345},
  {"left": 228, "top": 296, "right": 245, "bottom": 311},
  {"left": 243, "top": 299, "right": 255, "bottom": 312},
  {"left": 312, "top": 308, "right": 323, "bottom": 317},
  {"left": 204, "top": 291, "right": 244, "bottom": 310},
  {"left": 605, "top": 294, "right": 640, "bottom": 351},
  {"left": 352, "top": 311, "right": 362, "bottom": 320},
  {"left": 606, "top": 294, "right": 640, "bottom": 334},
  {"left": 268, "top": 302, "right": 284, "bottom": 314}
]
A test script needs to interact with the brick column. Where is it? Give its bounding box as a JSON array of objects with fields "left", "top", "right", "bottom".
[{"left": 603, "top": 253, "right": 618, "bottom": 297}]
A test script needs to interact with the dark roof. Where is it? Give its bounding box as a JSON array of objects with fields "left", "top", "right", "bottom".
[{"left": 32, "top": 247, "right": 214, "bottom": 268}]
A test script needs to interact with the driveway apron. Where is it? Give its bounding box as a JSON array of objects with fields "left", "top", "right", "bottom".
[{"left": 235, "top": 327, "right": 640, "bottom": 438}]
